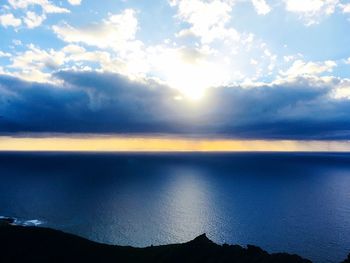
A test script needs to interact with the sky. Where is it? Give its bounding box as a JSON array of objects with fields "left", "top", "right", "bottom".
[{"left": 1, "top": 0, "right": 350, "bottom": 150}]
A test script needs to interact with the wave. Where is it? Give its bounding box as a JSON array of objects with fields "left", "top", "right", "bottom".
[{"left": 0, "top": 216, "right": 43, "bottom": 226}]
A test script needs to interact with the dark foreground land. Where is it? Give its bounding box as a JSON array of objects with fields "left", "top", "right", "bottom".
[{"left": 0, "top": 219, "right": 349, "bottom": 263}]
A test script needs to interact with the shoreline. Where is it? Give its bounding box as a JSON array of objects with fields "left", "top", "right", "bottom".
[
  {"left": 1, "top": 217, "right": 347, "bottom": 263},
  {"left": 1, "top": 217, "right": 349, "bottom": 263}
]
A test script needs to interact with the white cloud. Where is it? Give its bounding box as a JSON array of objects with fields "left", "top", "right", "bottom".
[
  {"left": 67, "top": 0, "right": 82, "bottom": 5},
  {"left": 168, "top": 0, "right": 276, "bottom": 87},
  {"left": 2, "top": 4, "right": 281, "bottom": 98},
  {"left": 9, "top": 44, "right": 66, "bottom": 82},
  {"left": 0, "top": 13, "right": 22, "bottom": 28},
  {"left": 60, "top": 45, "right": 113, "bottom": 68},
  {"left": 284, "top": 0, "right": 339, "bottom": 25},
  {"left": 49, "top": 4, "right": 278, "bottom": 96},
  {"left": 5, "top": 0, "right": 69, "bottom": 29},
  {"left": 7, "top": 43, "right": 122, "bottom": 83},
  {"left": 52, "top": 9, "right": 139, "bottom": 50},
  {"left": 0, "top": 51, "right": 11, "bottom": 57},
  {"left": 332, "top": 79, "right": 350, "bottom": 99},
  {"left": 61, "top": 44, "right": 86, "bottom": 54},
  {"left": 8, "top": 0, "right": 70, "bottom": 14},
  {"left": 280, "top": 59, "right": 337, "bottom": 78},
  {"left": 170, "top": 0, "right": 240, "bottom": 43},
  {"left": 251, "top": 0, "right": 271, "bottom": 15},
  {"left": 24, "top": 11, "right": 46, "bottom": 28},
  {"left": 339, "top": 3, "right": 350, "bottom": 13},
  {"left": 283, "top": 55, "right": 295, "bottom": 62}
]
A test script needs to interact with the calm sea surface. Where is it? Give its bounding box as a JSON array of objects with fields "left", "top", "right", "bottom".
[{"left": 1, "top": 152, "right": 350, "bottom": 262}]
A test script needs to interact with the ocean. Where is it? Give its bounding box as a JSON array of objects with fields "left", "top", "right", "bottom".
[{"left": 0, "top": 152, "right": 350, "bottom": 262}]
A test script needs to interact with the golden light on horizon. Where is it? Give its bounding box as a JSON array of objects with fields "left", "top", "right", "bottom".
[{"left": 0, "top": 136, "right": 350, "bottom": 152}]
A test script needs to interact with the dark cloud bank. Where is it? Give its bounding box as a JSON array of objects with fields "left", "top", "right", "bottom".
[{"left": 0, "top": 71, "right": 349, "bottom": 140}]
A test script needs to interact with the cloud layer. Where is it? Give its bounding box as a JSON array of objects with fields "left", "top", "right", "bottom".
[{"left": 0, "top": 71, "right": 349, "bottom": 139}]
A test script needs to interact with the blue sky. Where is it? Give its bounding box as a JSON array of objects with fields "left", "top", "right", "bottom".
[{"left": 0, "top": 0, "right": 350, "bottom": 140}]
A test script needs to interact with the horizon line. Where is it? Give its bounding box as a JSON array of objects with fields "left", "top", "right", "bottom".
[{"left": 1, "top": 136, "right": 350, "bottom": 152}]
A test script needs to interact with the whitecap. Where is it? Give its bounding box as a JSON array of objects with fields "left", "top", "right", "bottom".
[
  {"left": 22, "top": 219, "right": 43, "bottom": 226},
  {"left": 0, "top": 216, "right": 43, "bottom": 226}
]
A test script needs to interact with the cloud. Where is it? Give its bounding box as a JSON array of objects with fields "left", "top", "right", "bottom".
[
  {"left": 251, "top": 0, "right": 271, "bottom": 15},
  {"left": 67, "top": 0, "right": 82, "bottom": 6},
  {"left": 8, "top": 44, "right": 66, "bottom": 83},
  {"left": 1, "top": 2, "right": 345, "bottom": 109},
  {"left": 52, "top": 9, "right": 139, "bottom": 50},
  {"left": 340, "top": 3, "right": 350, "bottom": 13},
  {"left": 0, "top": 5, "right": 280, "bottom": 96},
  {"left": 0, "top": 72, "right": 183, "bottom": 134},
  {"left": 23, "top": 11, "right": 46, "bottom": 28},
  {"left": 0, "top": 70, "right": 350, "bottom": 139},
  {"left": 331, "top": 78, "right": 350, "bottom": 99},
  {"left": 0, "top": 51, "right": 11, "bottom": 57},
  {"left": 6, "top": 43, "right": 125, "bottom": 83},
  {"left": 5, "top": 35, "right": 276, "bottom": 97},
  {"left": 167, "top": 0, "right": 279, "bottom": 86},
  {"left": 170, "top": 0, "right": 240, "bottom": 44},
  {"left": 0, "top": 13, "right": 22, "bottom": 28},
  {"left": 8, "top": 0, "right": 70, "bottom": 14},
  {"left": 4, "top": 0, "right": 70, "bottom": 29},
  {"left": 280, "top": 59, "right": 337, "bottom": 78},
  {"left": 284, "top": 0, "right": 339, "bottom": 25}
]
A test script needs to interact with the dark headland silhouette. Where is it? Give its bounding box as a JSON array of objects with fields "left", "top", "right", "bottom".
[{"left": 0, "top": 217, "right": 349, "bottom": 263}]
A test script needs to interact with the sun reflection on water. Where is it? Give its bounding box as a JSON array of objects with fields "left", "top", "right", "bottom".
[{"left": 158, "top": 167, "right": 218, "bottom": 242}]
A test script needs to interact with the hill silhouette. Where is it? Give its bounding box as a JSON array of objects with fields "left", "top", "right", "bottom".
[{"left": 0, "top": 220, "right": 314, "bottom": 263}]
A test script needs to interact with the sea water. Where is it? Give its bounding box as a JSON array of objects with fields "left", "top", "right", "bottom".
[{"left": 1, "top": 152, "right": 350, "bottom": 262}]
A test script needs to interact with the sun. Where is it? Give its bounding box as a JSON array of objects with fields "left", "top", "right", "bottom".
[
  {"left": 167, "top": 66, "right": 208, "bottom": 100},
  {"left": 164, "top": 60, "right": 231, "bottom": 101},
  {"left": 152, "top": 48, "right": 230, "bottom": 101}
]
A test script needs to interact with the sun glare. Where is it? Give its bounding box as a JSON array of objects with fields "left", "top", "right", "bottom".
[
  {"left": 152, "top": 48, "right": 230, "bottom": 101},
  {"left": 167, "top": 67, "right": 208, "bottom": 101},
  {"left": 166, "top": 61, "right": 230, "bottom": 101}
]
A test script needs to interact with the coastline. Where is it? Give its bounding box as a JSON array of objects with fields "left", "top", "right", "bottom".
[{"left": 0, "top": 217, "right": 328, "bottom": 263}]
